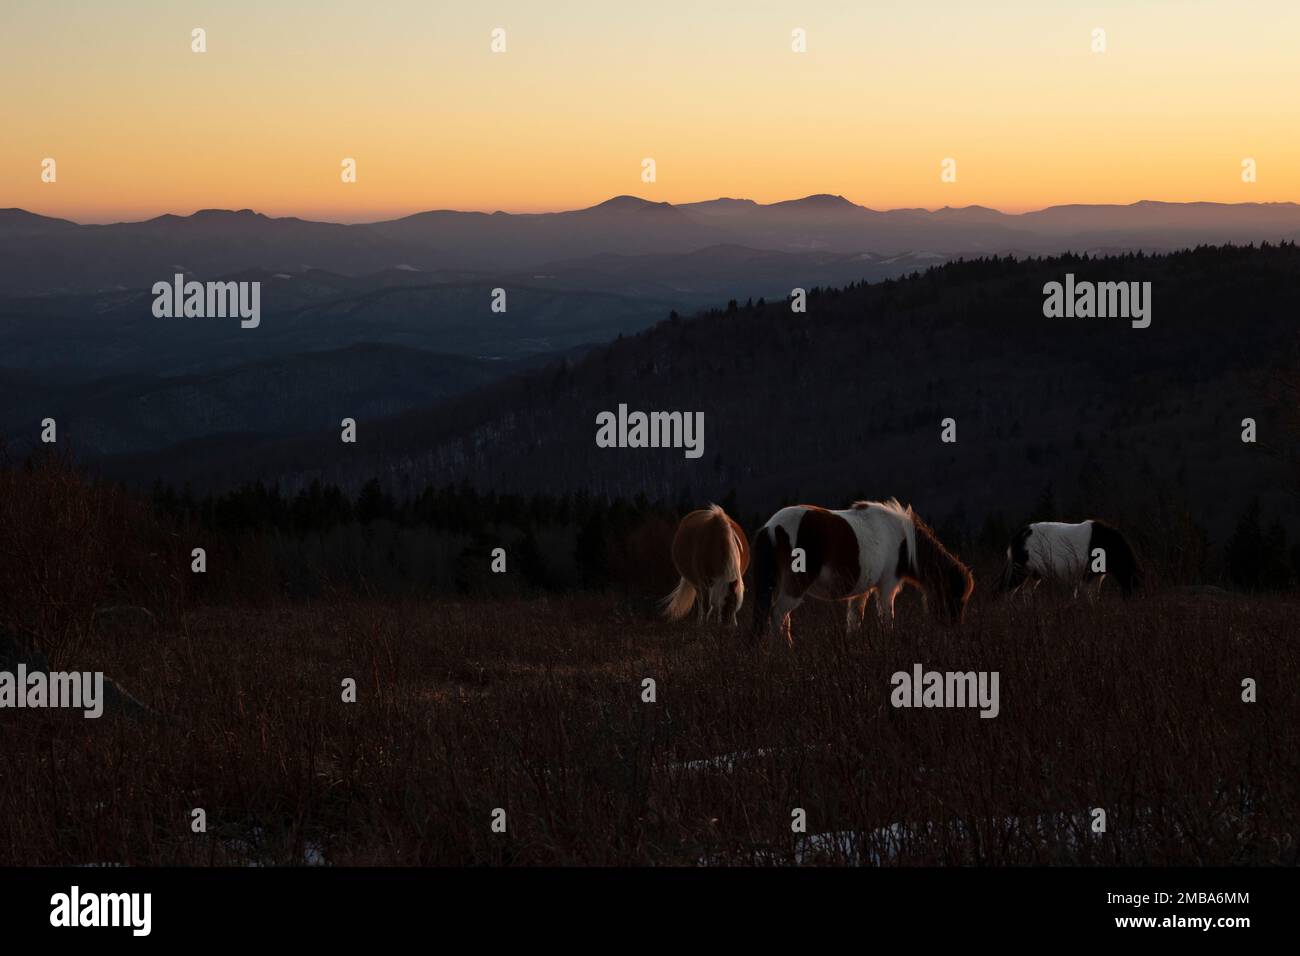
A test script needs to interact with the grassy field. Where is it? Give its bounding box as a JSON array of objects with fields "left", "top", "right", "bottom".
[{"left": 2, "top": 586, "right": 1296, "bottom": 866}]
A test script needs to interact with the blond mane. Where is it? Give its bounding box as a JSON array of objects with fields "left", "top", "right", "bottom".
[{"left": 851, "top": 497, "right": 912, "bottom": 518}]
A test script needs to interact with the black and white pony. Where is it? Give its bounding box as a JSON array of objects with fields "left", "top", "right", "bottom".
[{"left": 997, "top": 520, "right": 1143, "bottom": 599}]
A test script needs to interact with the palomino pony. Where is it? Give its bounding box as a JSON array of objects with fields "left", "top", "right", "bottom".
[
  {"left": 750, "top": 498, "right": 974, "bottom": 644},
  {"left": 661, "top": 504, "right": 751, "bottom": 626},
  {"left": 997, "top": 520, "right": 1142, "bottom": 599}
]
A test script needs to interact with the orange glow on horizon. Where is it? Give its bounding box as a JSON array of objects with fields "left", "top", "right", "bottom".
[{"left": 4, "top": 1, "right": 1299, "bottom": 224}]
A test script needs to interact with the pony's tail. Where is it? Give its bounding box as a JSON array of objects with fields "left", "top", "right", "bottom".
[
  {"left": 660, "top": 578, "right": 698, "bottom": 621},
  {"left": 991, "top": 551, "right": 1015, "bottom": 599},
  {"left": 749, "top": 527, "right": 776, "bottom": 640},
  {"left": 718, "top": 511, "right": 744, "bottom": 585},
  {"left": 993, "top": 526, "right": 1032, "bottom": 599}
]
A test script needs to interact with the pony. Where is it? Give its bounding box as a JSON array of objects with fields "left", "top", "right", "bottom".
[
  {"left": 749, "top": 498, "right": 974, "bottom": 645},
  {"left": 997, "top": 519, "right": 1143, "bottom": 599},
  {"left": 661, "top": 504, "right": 751, "bottom": 626}
]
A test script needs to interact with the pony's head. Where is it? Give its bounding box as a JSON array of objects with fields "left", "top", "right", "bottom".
[
  {"left": 1090, "top": 520, "right": 1143, "bottom": 596},
  {"left": 908, "top": 510, "right": 975, "bottom": 624}
]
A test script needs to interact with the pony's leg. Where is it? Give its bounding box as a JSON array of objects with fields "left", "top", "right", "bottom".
[
  {"left": 708, "top": 581, "right": 729, "bottom": 624},
  {"left": 999, "top": 562, "right": 1030, "bottom": 597},
  {"left": 724, "top": 579, "right": 744, "bottom": 628},
  {"left": 1018, "top": 576, "right": 1040, "bottom": 604},
  {"left": 1087, "top": 575, "right": 1104, "bottom": 603},
  {"left": 771, "top": 593, "right": 800, "bottom": 647},
  {"left": 875, "top": 579, "right": 899, "bottom": 627},
  {"left": 845, "top": 593, "right": 869, "bottom": 636},
  {"left": 696, "top": 587, "right": 708, "bottom": 624}
]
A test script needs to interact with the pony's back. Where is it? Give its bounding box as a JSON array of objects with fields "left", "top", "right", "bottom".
[
  {"left": 847, "top": 499, "right": 919, "bottom": 572},
  {"left": 663, "top": 505, "right": 748, "bottom": 623},
  {"left": 998, "top": 518, "right": 1142, "bottom": 597}
]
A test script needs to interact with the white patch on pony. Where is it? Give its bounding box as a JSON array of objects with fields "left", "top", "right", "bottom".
[
  {"left": 763, "top": 506, "right": 806, "bottom": 552},
  {"left": 1024, "top": 521, "right": 1095, "bottom": 581},
  {"left": 759, "top": 500, "right": 921, "bottom": 626},
  {"left": 842, "top": 500, "right": 918, "bottom": 589}
]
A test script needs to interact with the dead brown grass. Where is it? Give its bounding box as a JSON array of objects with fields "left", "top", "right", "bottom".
[
  {"left": 1, "top": 586, "right": 1296, "bottom": 866},
  {"left": 0, "top": 451, "right": 183, "bottom": 666}
]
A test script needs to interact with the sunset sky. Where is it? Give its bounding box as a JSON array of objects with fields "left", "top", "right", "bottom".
[{"left": 3, "top": 0, "right": 1298, "bottom": 223}]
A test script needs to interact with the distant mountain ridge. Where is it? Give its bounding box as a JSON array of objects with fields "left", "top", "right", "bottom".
[
  {"left": 12, "top": 195, "right": 1300, "bottom": 230},
  {"left": 5, "top": 196, "right": 1300, "bottom": 295}
]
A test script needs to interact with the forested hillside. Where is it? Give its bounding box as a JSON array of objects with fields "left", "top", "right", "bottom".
[{"left": 102, "top": 245, "right": 1299, "bottom": 558}]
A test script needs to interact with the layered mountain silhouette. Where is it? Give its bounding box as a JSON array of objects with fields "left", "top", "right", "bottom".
[
  {"left": 90, "top": 244, "right": 1300, "bottom": 546},
  {"left": 5, "top": 198, "right": 1300, "bottom": 496},
  {"left": 6, "top": 196, "right": 1300, "bottom": 295}
]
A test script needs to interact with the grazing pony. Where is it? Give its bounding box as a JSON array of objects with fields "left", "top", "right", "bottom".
[
  {"left": 749, "top": 499, "right": 974, "bottom": 645},
  {"left": 997, "top": 520, "right": 1142, "bottom": 598},
  {"left": 661, "top": 505, "right": 750, "bottom": 626}
]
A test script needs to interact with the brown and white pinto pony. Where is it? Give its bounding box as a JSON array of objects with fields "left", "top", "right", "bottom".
[
  {"left": 662, "top": 505, "right": 751, "bottom": 626},
  {"left": 750, "top": 499, "right": 974, "bottom": 644}
]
